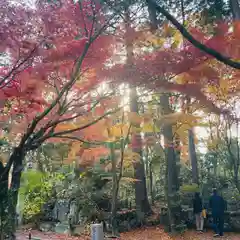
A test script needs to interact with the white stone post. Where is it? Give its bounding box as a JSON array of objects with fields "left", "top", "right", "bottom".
[{"left": 91, "top": 223, "right": 104, "bottom": 240}]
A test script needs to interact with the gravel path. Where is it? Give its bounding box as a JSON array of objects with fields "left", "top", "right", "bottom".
[{"left": 16, "top": 227, "right": 240, "bottom": 240}]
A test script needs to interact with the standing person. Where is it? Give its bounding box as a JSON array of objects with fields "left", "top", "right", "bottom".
[
  {"left": 202, "top": 203, "right": 207, "bottom": 232},
  {"left": 209, "top": 189, "right": 226, "bottom": 237},
  {"left": 193, "top": 192, "right": 204, "bottom": 232}
]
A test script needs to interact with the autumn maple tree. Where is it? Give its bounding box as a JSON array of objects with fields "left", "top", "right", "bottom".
[
  {"left": 1, "top": 0, "right": 240, "bottom": 237},
  {"left": 0, "top": 0, "right": 124, "bottom": 238}
]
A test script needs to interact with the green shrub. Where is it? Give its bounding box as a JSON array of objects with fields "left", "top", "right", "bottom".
[
  {"left": 180, "top": 184, "right": 199, "bottom": 193},
  {"left": 20, "top": 170, "right": 56, "bottom": 222}
]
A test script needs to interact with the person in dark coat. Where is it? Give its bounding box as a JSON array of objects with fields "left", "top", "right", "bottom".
[
  {"left": 193, "top": 192, "right": 204, "bottom": 232},
  {"left": 209, "top": 189, "right": 226, "bottom": 237}
]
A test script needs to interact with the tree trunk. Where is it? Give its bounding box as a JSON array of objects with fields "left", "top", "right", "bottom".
[
  {"left": 149, "top": 162, "right": 154, "bottom": 205},
  {"left": 188, "top": 129, "right": 199, "bottom": 185},
  {"left": 230, "top": 0, "right": 240, "bottom": 20},
  {"left": 0, "top": 162, "right": 8, "bottom": 240},
  {"left": 7, "top": 147, "right": 25, "bottom": 240},
  {"left": 147, "top": 0, "right": 158, "bottom": 31},
  {"left": 233, "top": 163, "right": 240, "bottom": 193},
  {"left": 160, "top": 94, "right": 181, "bottom": 232},
  {"left": 174, "top": 135, "right": 181, "bottom": 189},
  {"left": 234, "top": 173, "right": 240, "bottom": 193},
  {"left": 110, "top": 143, "right": 119, "bottom": 236},
  {"left": 125, "top": 9, "right": 151, "bottom": 215},
  {"left": 130, "top": 88, "right": 151, "bottom": 215}
]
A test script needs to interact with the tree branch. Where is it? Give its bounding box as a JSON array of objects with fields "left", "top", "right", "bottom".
[
  {"left": 31, "top": 106, "right": 122, "bottom": 146},
  {"left": 51, "top": 135, "right": 102, "bottom": 145},
  {"left": 147, "top": 0, "right": 240, "bottom": 69},
  {"left": 0, "top": 41, "right": 42, "bottom": 88}
]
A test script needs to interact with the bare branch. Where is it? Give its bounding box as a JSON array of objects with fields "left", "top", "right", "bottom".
[
  {"left": 31, "top": 106, "right": 122, "bottom": 146},
  {"left": 79, "top": 1, "right": 89, "bottom": 37},
  {"left": 0, "top": 41, "right": 42, "bottom": 88},
  {"left": 51, "top": 135, "right": 102, "bottom": 145}
]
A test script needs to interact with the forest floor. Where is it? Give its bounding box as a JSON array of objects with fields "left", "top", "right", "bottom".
[{"left": 17, "top": 226, "right": 240, "bottom": 240}]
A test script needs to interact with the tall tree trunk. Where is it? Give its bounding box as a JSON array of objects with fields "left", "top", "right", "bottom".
[
  {"left": 7, "top": 147, "right": 25, "bottom": 240},
  {"left": 147, "top": 0, "right": 158, "bottom": 31},
  {"left": 0, "top": 162, "right": 8, "bottom": 240},
  {"left": 184, "top": 96, "right": 199, "bottom": 185},
  {"left": 174, "top": 135, "right": 181, "bottom": 188},
  {"left": 230, "top": 0, "right": 240, "bottom": 20},
  {"left": 147, "top": 0, "right": 181, "bottom": 231},
  {"left": 149, "top": 162, "right": 154, "bottom": 205},
  {"left": 130, "top": 89, "right": 151, "bottom": 215},
  {"left": 160, "top": 94, "right": 181, "bottom": 232},
  {"left": 188, "top": 129, "right": 199, "bottom": 185},
  {"left": 110, "top": 143, "right": 119, "bottom": 236},
  {"left": 125, "top": 9, "right": 151, "bottom": 215},
  {"left": 234, "top": 169, "right": 240, "bottom": 193}
]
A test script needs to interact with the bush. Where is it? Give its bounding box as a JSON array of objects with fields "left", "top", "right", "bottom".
[{"left": 20, "top": 171, "right": 56, "bottom": 223}]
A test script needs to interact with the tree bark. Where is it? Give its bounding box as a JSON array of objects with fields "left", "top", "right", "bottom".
[
  {"left": 7, "top": 147, "right": 25, "bottom": 240},
  {"left": 147, "top": 0, "right": 158, "bottom": 31},
  {"left": 160, "top": 94, "right": 181, "bottom": 232},
  {"left": 110, "top": 143, "right": 119, "bottom": 236},
  {"left": 0, "top": 162, "right": 8, "bottom": 240},
  {"left": 188, "top": 129, "right": 199, "bottom": 185},
  {"left": 147, "top": 0, "right": 181, "bottom": 230},
  {"left": 130, "top": 89, "right": 152, "bottom": 215},
  {"left": 230, "top": 0, "right": 240, "bottom": 20},
  {"left": 125, "top": 9, "right": 151, "bottom": 215},
  {"left": 149, "top": 162, "right": 154, "bottom": 205}
]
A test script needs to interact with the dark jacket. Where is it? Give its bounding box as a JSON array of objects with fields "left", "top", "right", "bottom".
[
  {"left": 209, "top": 194, "right": 226, "bottom": 217},
  {"left": 193, "top": 196, "right": 203, "bottom": 214}
]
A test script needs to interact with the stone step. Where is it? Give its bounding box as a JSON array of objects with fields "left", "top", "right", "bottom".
[{"left": 54, "top": 223, "right": 69, "bottom": 234}]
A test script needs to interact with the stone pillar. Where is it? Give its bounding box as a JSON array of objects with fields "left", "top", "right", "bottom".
[{"left": 91, "top": 223, "right": 104, "bottom": 240}]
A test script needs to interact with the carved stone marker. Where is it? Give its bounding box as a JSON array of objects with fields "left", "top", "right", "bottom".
[{"left": 91, "top": 223, "right": 104, "bottom": 240}]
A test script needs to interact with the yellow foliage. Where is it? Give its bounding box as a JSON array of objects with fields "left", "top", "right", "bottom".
[
  {"left": 123, "top": 159, "right": 132, "bottom": 168},
  {"left": 147, "top": 35, "right": 165, "bottom": 48},
  {"left": 206, "top": 79, "right": 229, "bottom": 101},
  {"left": 219, "top": 78, "right": 228, "bottom": 92},
  {"left": 180, "top": 184, "right": 199, "bottom": 193},
  {"left": 141, "top": 122, "right": 159, "bottom": 133},
  {"left": 219, "top": 78, "right": 229, "bottom": 100},
  {"left": 55, "top": 123, "right": 76, "bottom": 131},
  {"left": 163, "top": 23, "right": 175, "bottom": 37},
  {"left": 66, "top": 141, "right": 83, "bottom": 162},
  {"left": 108, "top": 123, "right": 129, "bottom": 138},
  {"left": 207, "top": 138, "right": 219, "bottom": 150},
  {"left": 123, "top": 150, "right": 141, "bottom": 164},
  {"left": 171, "top": 31, "right": 182, "bottom": 48},
  {"left": 135, "top": 31, "right": 165, "bottom": 48},
  {"left": 173, "top": 125, "right": 189, "bottom": 143},
  {"left": 120, "top": 177, "right": 140, "bottom": 183},
  {"left": 175, "top": 73, "right": 192, "bottom": 84},
  {"left": 160, "top": 113, "right": 201, "bottom": 127}
]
